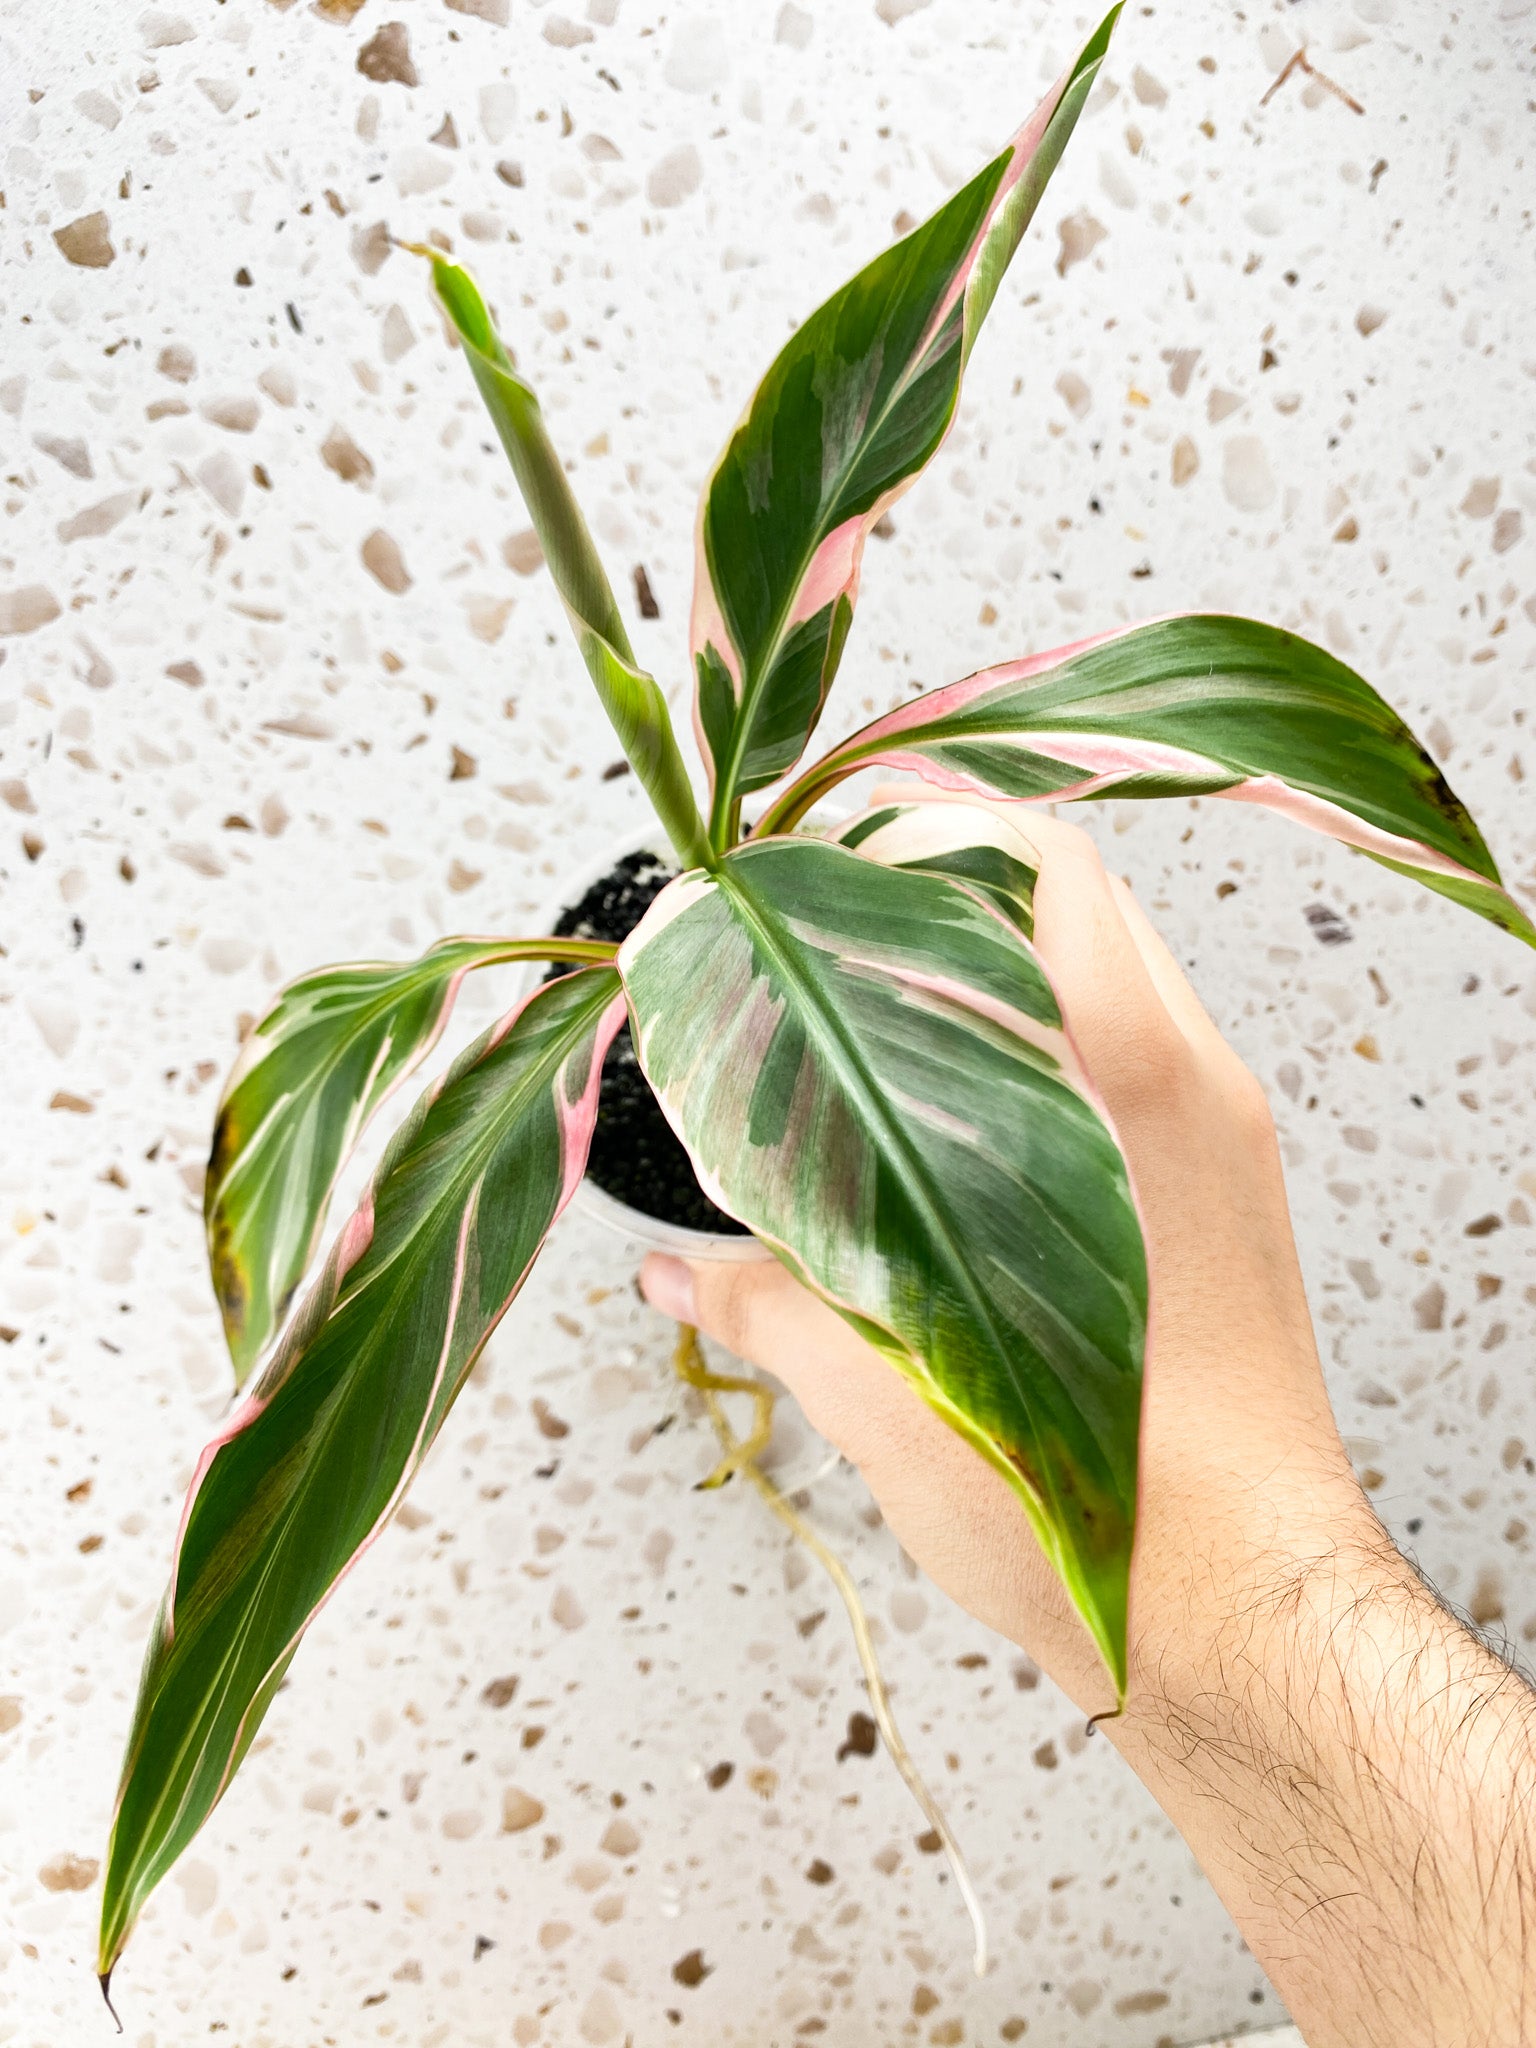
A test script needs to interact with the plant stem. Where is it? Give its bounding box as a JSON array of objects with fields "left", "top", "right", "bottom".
[
  {"left": 672, "top": 1325, "right": 989, "bottom": 1976},
  {"left": 491, "top": 937, "right": 619, "bottom": 966},
  {"left": 751, "top": 759, "right": 851, "bottom": 840}
]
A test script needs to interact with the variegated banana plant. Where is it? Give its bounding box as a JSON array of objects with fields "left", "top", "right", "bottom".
[{"left": 100, "top": 2, "right": 1536, "bottom": 1999}]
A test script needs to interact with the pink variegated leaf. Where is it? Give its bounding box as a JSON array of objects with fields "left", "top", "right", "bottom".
[
  {"left": 691, "top": 9, "right": 1121, "bottom": 848},
  {"left": 620, "top": 838, "right": 1146, "bottom": 1699},
  {"left": 98, "top": 965, "right": 626, "bottom": 1991},
  {"left": 762, "top": 615, "right": 1536, "bottom": 948}
]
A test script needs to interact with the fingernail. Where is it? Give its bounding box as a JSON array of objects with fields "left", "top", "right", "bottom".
[{"left": 640, "top": 1252, "right": 696, "bottom": 1324}]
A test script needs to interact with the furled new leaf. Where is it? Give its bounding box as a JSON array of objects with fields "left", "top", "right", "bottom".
[
  {"left": 208, "top": 935, "right": 616, "bottom": 1385},
  {"left": 763, "top": 615, "right": 1536, "bottom": 947},
  {"left": 619, "top": 836, "right": 1146, "bottom": 1694},
  {"left": 691, "top": 8, "right": 1122, "bottom": 848},
  {"left": 425, "top": 253, "right": 713, "bottom": 870},
  {"left": 100, "top": 965, "right": 626, "bottom": 1987}
]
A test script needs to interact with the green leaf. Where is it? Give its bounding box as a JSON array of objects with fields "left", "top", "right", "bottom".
[
  {"left": 763, "top": 615, "right": 1536, "bottom": 948},
  {"left": 425, "top": 253, "right": 713, "bottom": 870},
  {"left": 690, "top": 10, "right": 1120, "bottom": 848},
  {"left": 100, "top": 965, "right": 626, "bottom": 1985},
  {"left": 207, "top": 934, "right": 615, "bottom": 1386},
  {"left": 619, "top": 835, "right": 1146, "bottom": 1695}
]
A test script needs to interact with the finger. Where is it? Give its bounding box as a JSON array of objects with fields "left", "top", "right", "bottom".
[
  {"left": 858, "top": 784, "right": 1195, "bottom": 1132},
  {"left": 641, "top": 1253, "right": 1101, "bottom": 1682},
  {"left": 641, "top": 1253, "right": 875, "bottom": 1424},
  {"left": 641, "top": 1252, "right": 969, "bottom": 1492},
  {"left": 1104, "top": 874, "right": 1232, "bottom": 1063},
  {"left": 867, "top": 779, "right": 1081, "bottom": 851},
  {"left": 868, "top": 777, "right": 977, "bottom": 810},
  {"left": 1024, "top": 825, "right": 1191, "bottom": 1122}
]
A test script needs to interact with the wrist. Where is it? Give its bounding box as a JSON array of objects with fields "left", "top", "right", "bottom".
[{"left": 1117, "top": 1442, "right": 1392, "bottom": 1740}]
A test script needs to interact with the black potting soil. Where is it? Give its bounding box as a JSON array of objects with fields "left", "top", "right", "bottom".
[{"left": 546, "top": 849, "right": 750, "bottom": 1236}]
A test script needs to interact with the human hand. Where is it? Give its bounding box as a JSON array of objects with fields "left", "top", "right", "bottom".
[
  {"left": 641, "top": 789, "right": 1536, "bottom": 2048},
  {"left": 639, "top": 788, "right": 1379, "bottom": 1720}
]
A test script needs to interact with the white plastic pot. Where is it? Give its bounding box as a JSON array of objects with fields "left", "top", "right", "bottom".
[{"left": 525, "top": 815, "right": 828, "bottom": 1264}]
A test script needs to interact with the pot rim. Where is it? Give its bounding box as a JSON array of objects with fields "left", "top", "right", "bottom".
[{"left": 525, "top": 804, "right": 847, "bottom": 1262}]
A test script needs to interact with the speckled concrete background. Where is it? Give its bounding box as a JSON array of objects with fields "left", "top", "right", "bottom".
[{"left": 2, "top": 0, "right": 1532, "bottom": 2042}]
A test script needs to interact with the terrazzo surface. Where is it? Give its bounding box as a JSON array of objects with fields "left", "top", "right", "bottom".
[{"left": 3, "top": 0, "right": 1534, "bottom": 2043}]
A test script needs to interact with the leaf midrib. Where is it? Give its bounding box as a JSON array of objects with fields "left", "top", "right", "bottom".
[{"left": 716, "top": 851, "right": 1053, "bottom": 1471}]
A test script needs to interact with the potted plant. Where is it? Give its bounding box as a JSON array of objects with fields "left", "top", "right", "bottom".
[{"left": 96, "top": 3, "right": 1535, "bottom": 2007}]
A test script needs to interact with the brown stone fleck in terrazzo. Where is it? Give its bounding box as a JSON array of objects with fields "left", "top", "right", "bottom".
[
  {"left": 350, "top": 219, "right": 392, "bottom": 275},
  {"left": 503, "top": 528, "right": 544, "bottom": 574},
  {"left": 481, "top": 1674, "right": 518, "bottom": 1708},
  {"left": 53, "top": 212, "right": 115, "bottom": 267},
  {"left": 837, "top": 1710, "right": 877, "bottom": 1760},
  {"left": 361, "top": 528, "right": 411, "bottom": 592},
  {"left": 531, "top": 1396, "right": 568, "bottom": 1437},
  {"left": 34, "top": 433, "right": 92, "bottom": 478},
  {"left": 1115, "top": 1989, "right": 1171, "bottom": 2015},
  {"left": 1470, "top": 1567, "right": 1505, "bottom": 1626},
  {"left": 0, "top": 587, "right": 61, "bottom": 635},
  {"left": 58, "top": 492, "right": 139, "bottom": 542},
  {"left": 39, "top": 1852, "right": 99, "bottom": 1892},
  {"left": 357, "top": 22, "right": 417, "bottom": 86},
  {"left": 1055, "top": 208, "right": 1107, "bottom": 277},
  {"left": 0, "top": 1698, "right": 21, "bottom": 1734},
  {"left": 321, "top": 424, "right": 374, "bottom": 485},
  {"left": 671, "top": 1948, "right": 711, "bottom": 1988},
  {"left": 500, "top": 1786, "right": 544, "bottom": 1833}
]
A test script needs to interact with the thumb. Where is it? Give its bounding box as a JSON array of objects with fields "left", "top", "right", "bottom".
[
  {"left": 639, "top": 1251, "right": 852, "bottom": 1407},
  {"left": 639, "top": 1252, "right": 912, "bottom": 1462}
]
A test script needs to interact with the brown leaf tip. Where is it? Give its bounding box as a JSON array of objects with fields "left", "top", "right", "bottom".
[{"left": 99, "top": 1971, "right": 124, "bottom": 2033}]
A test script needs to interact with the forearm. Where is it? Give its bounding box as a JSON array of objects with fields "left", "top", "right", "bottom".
[{"left": 1112, "top": 1514, "right": 1536, "bottom": 2048}]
